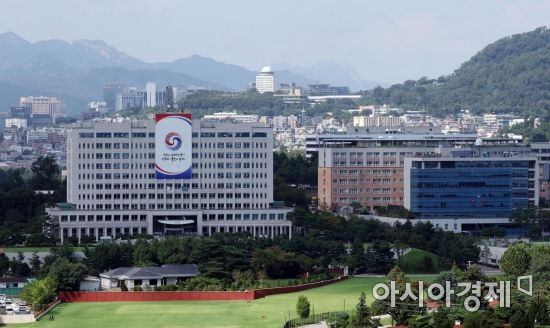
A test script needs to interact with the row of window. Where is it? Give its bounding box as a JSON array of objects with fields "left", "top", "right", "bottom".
[
  {"left": 78, "top": 141, "right": 270, "bottom": 150},
  {"left": 333, "top": 188, "right": 402, "bottom": 194},
  {"left": 79, "top": 151, "right": 267, "bottom": 160},
  {"left": 77, "top": 202, "right": 269, "bottom": 210},
  {"left": 80, "top": 132, "right": 269, "bottom": 139},
  {"left": 77, "top": 192, "right": 268, "bottom": 199},
  {"left": 331, "top": 178, "right": 403, "bottom": 184},
  {"left": 76, "top": 171, "right": 268, "bottom": 181},
  {"left": 58, "top": 212, "right": 286, "bottom": 223}
]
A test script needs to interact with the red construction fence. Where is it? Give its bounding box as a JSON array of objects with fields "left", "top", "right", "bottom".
[{"left": 58, "top": 276, "right": 347, "bottom": 302}]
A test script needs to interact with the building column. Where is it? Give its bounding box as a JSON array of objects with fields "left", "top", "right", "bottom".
[
  {"left": 288, "top": 225, "right": 292, "bottom": 239},
  {"left": 270, "top": 226, "right": 274, "bottom": 239}
]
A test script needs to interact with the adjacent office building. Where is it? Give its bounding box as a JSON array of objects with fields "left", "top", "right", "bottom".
[
  {"left": 317, "top": 132, "right": 530, "bottom": 212},
  {"left": 46, "top": 117, "right": 292, "bottom": 243},
  {"left": 403, "top": 156, "right": 539, "bottom": 218}
]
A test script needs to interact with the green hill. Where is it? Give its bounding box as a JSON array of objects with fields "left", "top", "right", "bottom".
[
  {"left": 397, "top": 248, "right": 447, "bottom": 274},
  {"left": 360, "top": 26, "right": 550, "bottom": 117}
]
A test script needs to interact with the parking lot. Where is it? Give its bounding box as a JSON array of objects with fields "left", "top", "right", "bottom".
[{"left": 0, "top": 295, "right": 31, "bottom": 315}]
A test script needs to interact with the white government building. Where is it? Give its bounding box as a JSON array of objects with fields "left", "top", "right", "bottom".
[{"left": 46, "top": 117, "right": 293, "bottom": 243}]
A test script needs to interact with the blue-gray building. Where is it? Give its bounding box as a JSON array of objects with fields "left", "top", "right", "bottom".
[{"left": 404, "top": 157, "right": 538, "bottom": 218}]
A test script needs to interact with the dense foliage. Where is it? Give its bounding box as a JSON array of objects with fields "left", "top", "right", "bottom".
[
  {"left": 273, "top": 152, "right": 317, "bottom": 207},
  {"left": 0, "top": 156, "right": 65, "bottom": 245},
  {"left": 359, "top": 27, "right": 550, "bottom": 117}
]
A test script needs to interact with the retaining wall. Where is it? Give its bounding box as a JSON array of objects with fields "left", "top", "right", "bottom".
[
  {"left": 58, "top": 276, "right": 347, "bottom": 302},
  {"left": 253, "top": 276, "right": 347, "bottom": 299}
]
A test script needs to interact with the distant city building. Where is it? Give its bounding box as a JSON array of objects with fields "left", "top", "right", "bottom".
[
  {"left": 164, "top": 85, "right": 176, "bottom": 110},
  {"left": 88, "top": 102, "right": 108, "bottom": 114},
  {"left": 103, "top": 84, "right": 126, "bottom": 112},
  {"left": 146, "top": 82, "right": 157, "bottom": 107},
  {"left": 20, "top": 96, "right": 61, "bottom": 124},
  {"left": 5, "top": 118, "right": 28, "bottom": 129},
  {"left": 255, "top": 66, "right": 275, "bottom": 93},
  {"left": 353, "top": 116, "right": 402, "bottom": 127},
  {"left": 202, "top": 112, "right": 259, "bottom": 123},
  {"left": 9, "top": 106, "right": 31, "bottom": 121},
  {"left": 115, "top": 88, "right": 145, "bottom": 111},
  {"left": 308, "top": 84, "right": 349, "bottom": 96}
]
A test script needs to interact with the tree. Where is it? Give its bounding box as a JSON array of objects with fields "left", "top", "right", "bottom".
[
  {"left": 432, "top": 307, "right": 455, "bottom": 328},
  {"left": 371, "top": 266, "right": 423, "bottom": 324},
  {"left": 47, "top": 257, "right": 87, "bottom": 291},
  {"left": 30, "top": 155, "right": 61, "bottom": 190},
  {"left": 462, "top": 311, "right": 502, "bottom": 328},
  {"left": 9, "top": 251, "right": 31, "bottom": 276},
  {"left": 0, "top": 253, "right": 9, "bottom": 276},
  {"left": 500, "top": 243, "right": 532, "bottom": 276},
  {"left": 20, "top": 276, "right": 57, "bottom": 312},
  {"left": 349, "top": 201, "right": 363, "bottom": 214},
  {"left": 29, "top": 252, "right": 42, "bottom": 276},
  {"left": 509, "top": 307, "right": 535, "bottom": 328},
  {"left": 296, "top": 295, "right": 311, "bottom": 319},
  {"left": 352, "top": 292, "right": 379, "bottom": 328},
  {"left": 365, "top": 241, "right": 394, "bottom": 273}
]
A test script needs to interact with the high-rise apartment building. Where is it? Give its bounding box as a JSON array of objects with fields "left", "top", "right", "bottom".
[
  {"left": 103, "top": 84, "right": 126, "bottom": 112},
  {"left": 255, "top": 66, "right": 275, "bottom": 93},
  {"left": 146, "top": 82, "right": 157, "bottom": 107},
  {"left": 46, "top": 118, "right": 292, "bottom": 243}
]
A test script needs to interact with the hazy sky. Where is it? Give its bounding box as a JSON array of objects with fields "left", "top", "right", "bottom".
[{"left": 1, "top": 0, "right": 549, "bottom": 83}]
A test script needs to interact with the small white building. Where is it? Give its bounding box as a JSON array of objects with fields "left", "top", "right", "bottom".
[
  {"left": 100, "top": 264, "right": 199, "bottom": 290},
  {"left": 5, "top": 118, "right": 28, "bottom": 129}
]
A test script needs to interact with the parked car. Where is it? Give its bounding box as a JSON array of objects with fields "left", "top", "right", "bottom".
[
  {"left": 13, "top": 302, "right": 27, "bottom": 312},
  {"left": 6, "top": 304, "right": 13, "bottom": 314}
]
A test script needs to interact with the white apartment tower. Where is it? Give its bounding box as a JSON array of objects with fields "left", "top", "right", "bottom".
[
  {"left": 255, "top": 66, "right": 275, "bottom": 93},
  {"left": 47, "top": 118, "right": 292, "bottom": 243},
  {"left": 146, "top": 82, "right": 157, "bottom": 107}
]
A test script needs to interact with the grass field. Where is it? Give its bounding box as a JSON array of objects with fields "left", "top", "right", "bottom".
[
  {"left": 397, "top": 248, "right": 445, "bottom": 274},
  {"left": 14, "top": 276, "right": 434, "bottom": 328}
]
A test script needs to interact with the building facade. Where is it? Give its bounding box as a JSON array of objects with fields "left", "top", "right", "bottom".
[
  {"left": 19, "top": 96, "right": 61, "bottom": 123},
  {"left": 404, "top": 157, "right": 539, "bottom": 218},
  {"left": 530, "top": 142, "right": 550, "bottom": 204},
  {"left": 317, "top": 133, "right": 530, "bottom": 211},
  {"left": 352, "top": 116, "right": 402, "bottom": 127},
  {"left": 46, "top": 118, "right": 292, "bottom": 243}
]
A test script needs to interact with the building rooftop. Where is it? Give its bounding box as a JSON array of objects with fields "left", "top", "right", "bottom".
[{"left": 100, "top": 264, "right": 199, "bottom": 280}]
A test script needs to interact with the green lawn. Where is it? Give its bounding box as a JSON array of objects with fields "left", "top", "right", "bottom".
[
  {"left": 1, "top": 247, "right": 84, "bottom": 253},
  {"left": 397, "top": 248, "right": 445, "bottom": 274},
  {"left": 14, "top": 276, "right": 434, "bottom": 328}
]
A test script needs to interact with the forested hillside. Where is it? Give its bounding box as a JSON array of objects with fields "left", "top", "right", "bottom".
[{"left": 360, "top": 27, "right": 550, "bottom": 117}]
